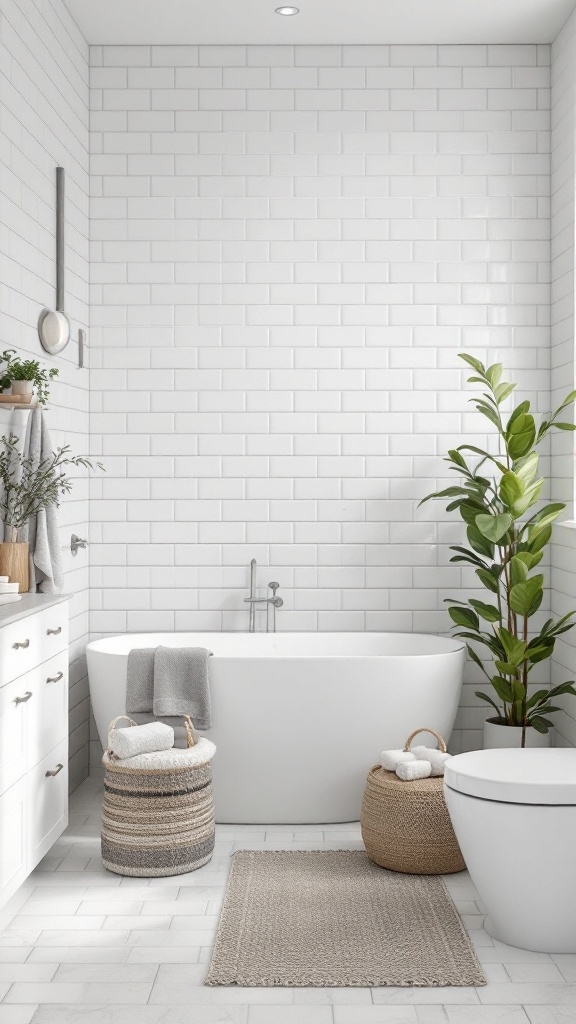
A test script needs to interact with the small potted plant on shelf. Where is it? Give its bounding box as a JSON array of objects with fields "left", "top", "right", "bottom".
[
  {"left": 421, "top": 354, "right": 576, "bottom": 749},
  {"left": 0, "top": 433, "right": 103, "bottom": 591},
  {"left": 0, "top": 350, "right": 59, "bottom": 406}
]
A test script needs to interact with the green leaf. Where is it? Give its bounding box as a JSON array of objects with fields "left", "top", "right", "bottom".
[
  {"left": 459, "top": 353, "right": 485, "bottom": 374},
  {"left": 499, "top": 471, "right": 523, "bottom": 509},
  {"left": 475, "top": 513, "right": 512, "bottom": 543},
  {"left": 554, "top": 422, "right": 576, "bottom": 431},
  {"left": 486, "top": 362, "right": 503, "bottom": 388},
  {"left": 491, "top": 677, "right": 515, "bottom": 703},
  {"left": 497, "top": 628, "right": 528, "bottom": 664},
  {"left": 447, "top": 448, "right": 468, "bottom": 469},
  {"left": 472, "top": 400, "right": 502, "bottom": 431},
  {"left": 449, "top": 606, "right": 480, "bottom": 631},
  {"left": 507, "top": 412, "right": 536, "bottom": 459},
  {"left": 469, "top": 599, "right": 501, "bottom": 622},
  {"left": 530, "top": 716, "right": 553, "bottom": 734},
  {"left": 475, "top": 690, "right": 502, "bottom": 713},
  {"left": 467, "top": 524, "right": 495, "bottom": 558},
  {"left": 468, "top": 645, "right": 488, "bottom": 673},
  {"left": 509, "top": 575, "right": 544, "bottom": 618},
  {"left": 509, "top": 556, "right": 528, "bottom": 587},
  {"left": 476, "top": 567, "right": 500, "bottom": 593},
  {"left": 495, "top": 659, "right": 521, "bottom": 676},
  {"left": 527, "top": 523, "right": 552, "bottom": 554},
  {"left": 494, "top": 381, "right": 516, "bottom": 405}
]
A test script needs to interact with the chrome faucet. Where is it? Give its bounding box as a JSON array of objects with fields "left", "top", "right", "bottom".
[{"left": 244, "top": 558, "right": 283, "bottom": 632}]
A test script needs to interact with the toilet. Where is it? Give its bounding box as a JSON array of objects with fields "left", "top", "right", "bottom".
[{"left": 444, "top": 748, "right": 576, "bottom": 953}]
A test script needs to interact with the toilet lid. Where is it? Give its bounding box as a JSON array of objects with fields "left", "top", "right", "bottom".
[{"left": 444, "top": 748, "right": 576, "bottom": 804}]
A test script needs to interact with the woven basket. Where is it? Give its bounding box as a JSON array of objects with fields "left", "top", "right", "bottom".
[
  {"left": 361, "top": 727, "right": 465, "bottom": 875},
  {"left": 101, "top": 715, "right": 216, "bottom": 877}
]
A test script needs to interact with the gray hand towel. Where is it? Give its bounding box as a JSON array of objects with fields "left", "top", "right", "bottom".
[
  {"left": 23, "top": 408, "right": 64, "bottom": 594},
  {"left": 126, "top": 649, "right": 155, "bottom": 714},
  {"left": 152, "top": 646, "right": 212, "bottom": 730}
]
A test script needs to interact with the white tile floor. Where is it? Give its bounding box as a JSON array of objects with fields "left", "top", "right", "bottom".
[{"left": 0, "top": 777, "right": 575, "bottom": 1024}]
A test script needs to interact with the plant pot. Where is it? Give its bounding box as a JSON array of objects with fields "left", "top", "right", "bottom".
[
  {"left": 10, "top": 380, "right": 33, "bottom": 395},
  {"left": 483, "top": 718, "right": 551, "bottom": 750},
  {"left": 0, "top": 543, "right": 29, "bottom": 593}
]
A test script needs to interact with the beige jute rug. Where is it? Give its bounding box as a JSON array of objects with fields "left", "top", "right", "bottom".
[{"left": 206, "top": 850, "right": 486, "bottom": 987}]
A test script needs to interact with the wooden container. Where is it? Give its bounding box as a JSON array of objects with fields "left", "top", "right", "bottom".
[{"left": 0, "top": 542, "right": 29, "bottom": 593}]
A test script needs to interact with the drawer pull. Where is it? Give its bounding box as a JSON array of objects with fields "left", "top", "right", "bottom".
[
  {"left": 47, "top": 627, "right": 62, "bottom": 636},
  {"left": 45, "top": 763, "right": 64, "bottom": 778},
  {"left": 14, "top": 691, "right": 33, "bottom": 704},
  {"left": 46, "top": 672, "right": 64, "bottom": 684},
  {"left": 13, "top": 639, "right": 30, "bottom": 650}
]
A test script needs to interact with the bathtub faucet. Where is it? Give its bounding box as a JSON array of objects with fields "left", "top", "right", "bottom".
[{"left": 244, "top": 558, "right": 283, "bottom": 632}]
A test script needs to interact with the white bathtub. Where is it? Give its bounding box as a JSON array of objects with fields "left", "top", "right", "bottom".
[{"left": 87, "top": 631, "right": 465, "bottom": 824}]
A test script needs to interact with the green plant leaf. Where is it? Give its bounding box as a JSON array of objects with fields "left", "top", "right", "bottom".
[
  {"left": 510, "top": 555, "right": 528, "bottom": 586},
  {"left": 475, "top": 690, "right": 502, "bottom": 713},
  {"left": 495, "top": 659, "right": 521, "bottom": 675},
  {"left": 494, "top": 381, "right": 516, "bottom": 405},
  {"left": 476, "top": 567, "right": 500, "bottom": 593},
  {"left": 469, "top": 599, "right": 501, "bottom": 622},
  {"left": 448, "top": 606, "right": 480, "bottom": 630},
  {"left": 467, "top": 524, "right": 495, "bottom": 558},
  {"left": 459, "top": 353, "right": 485, "bottom": 374},
  {"left": 509, "top": 575, "right": 544, "bottom": 618},
  {"left": 554, "top": 422, "right": 576, "bottom": 430},
  {"left": 491, "top": 677, "right": 515, "bottom": 703},
  {"left": 529, "top": 716, "right": 553, "bottom": 733},
  {"left": 475, "top": 513, "right": 512, "bottom": 543}
]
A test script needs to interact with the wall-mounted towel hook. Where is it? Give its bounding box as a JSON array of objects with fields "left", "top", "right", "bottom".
[{"left": 70, "top": 534, "right": 88, "bottom": 556}]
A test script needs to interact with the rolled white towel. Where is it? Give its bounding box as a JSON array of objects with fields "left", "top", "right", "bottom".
[
  {"left": 380, "top": 749, "right": 416, "bottom": 771},
  {"left": 108, "top": 721, "right": 174, "bottom": 760},
  {"left": 396, "top": 758, "right": 432, "bottom": 782},
  {"left": 411, "top": 744, "right": 451, "bottom": 777}
]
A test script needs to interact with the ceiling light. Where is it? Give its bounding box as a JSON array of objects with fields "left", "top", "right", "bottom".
[{"left": 275, "top": 5, "right": 299, "bottom": 13}]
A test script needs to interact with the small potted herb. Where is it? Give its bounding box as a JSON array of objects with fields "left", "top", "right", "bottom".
[{"left": 0, "top": 350, "right": 59, "bottom": 406}]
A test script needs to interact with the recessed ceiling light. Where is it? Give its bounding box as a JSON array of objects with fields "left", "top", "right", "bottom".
[{"left": 275, "top": 5, "right": 299, "bottom": 13}]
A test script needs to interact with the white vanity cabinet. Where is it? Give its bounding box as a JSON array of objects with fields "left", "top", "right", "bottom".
[{"left": 0, "top": 597, "right": 69, "bottom": 907}]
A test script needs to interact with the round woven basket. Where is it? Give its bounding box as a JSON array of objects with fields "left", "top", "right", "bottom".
[
  {"left": 361, "top": 727, "right": 465, "bottom": 875},
  {"left": 101, "top": 715, "right": 216, "bottom": 877}
]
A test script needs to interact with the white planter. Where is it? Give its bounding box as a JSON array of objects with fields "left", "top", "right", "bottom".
[
  {"left": 483, "top": 718, "right": 551, "bottom": 749},
  {"left": 10, "top": 380, "right": 33, "bottom": 399}
]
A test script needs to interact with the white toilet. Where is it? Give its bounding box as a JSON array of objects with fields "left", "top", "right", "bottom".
[{"left": 444, "top": 748, "right": 576, "bottom": 953}]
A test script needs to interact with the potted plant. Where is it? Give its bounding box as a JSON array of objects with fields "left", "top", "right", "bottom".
[
  {"left": 0, "top": 350, "right": 59, "bottom": 406},
  {"left": 0, "top": 433, "right": 103, "bottom": 591},
  {"left": 421, "top": 354, "right": 576, "bottom": 748}
]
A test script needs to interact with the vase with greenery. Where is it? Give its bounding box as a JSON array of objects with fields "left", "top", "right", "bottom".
[
  {"left": 421, "top": 354, "right": 576, "bottom": 748},
  {"left": 0, "top": 350, "right": 58, "bottom": 406},
  {"left": 0, "top": 433, "right": 103, "bottom": 591}
]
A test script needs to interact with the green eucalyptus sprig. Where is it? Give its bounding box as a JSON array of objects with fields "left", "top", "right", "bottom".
[
  {"left": 420, "top": 353, "right": 576, "bottom": 746},
  {"left": 0, "top": 433, "right": 104, "bottom": 543}
]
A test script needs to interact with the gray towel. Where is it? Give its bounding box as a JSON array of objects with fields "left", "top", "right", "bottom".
[
  {"left": 23, "top": 409, "right": 64, "bottom": 594},
  {"left": 126, "top": 645, "right": 212, "bottom": 733},
  {"left": 153, "top": 645, "right": 212, "bottom": 730},
  {"left": 126, "top": 649, "right": 155, "bottom": 714}
]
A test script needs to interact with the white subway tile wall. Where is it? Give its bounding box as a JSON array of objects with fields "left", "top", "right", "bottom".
[
  {"left": 89, "top": 42, "right": 552, "bottom": 763},
  {"left": 0, "top": 0, "right": 91, "bottom": 788},
  {"left": 550, "top": 12, "right": 576, "bottom": 749}
]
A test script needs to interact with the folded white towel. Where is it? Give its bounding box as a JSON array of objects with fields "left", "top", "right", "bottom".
[
  {"left": 108, "top": 721, "right": 174, "bottom": 760},
  {"left": 396, "top": 758, "right": 432, "bottom": 782},
  {"left": 380, "top": 749, "right": 416, "bottom": 771},
  {"left": 411, "top": 745, "right": 451, "bottom": 777}
]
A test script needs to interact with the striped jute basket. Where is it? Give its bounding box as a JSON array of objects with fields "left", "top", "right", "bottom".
[
  {"left": 101, "top": 715, "right": 216, "bottom": 877},
  {"left": 361, "top": 727, "right": 465, "bottom": 875}
]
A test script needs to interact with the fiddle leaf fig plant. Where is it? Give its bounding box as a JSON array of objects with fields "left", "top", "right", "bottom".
[{"left": 420, "top": 354, "right": 576, "bottom": 746}]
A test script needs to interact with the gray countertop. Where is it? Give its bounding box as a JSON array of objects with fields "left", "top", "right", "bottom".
[{"left": 0, "top": 593, "right": 69, "bottom": 629}]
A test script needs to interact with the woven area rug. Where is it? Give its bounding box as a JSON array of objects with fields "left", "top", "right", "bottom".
[{"left": 206, "top": 850, "right": 486, "bottom": 988}]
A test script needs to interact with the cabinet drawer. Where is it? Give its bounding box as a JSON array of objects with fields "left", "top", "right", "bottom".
[
  {"left": 0, "top": 676, "right": 32, "bottom": 796},
  {"left": 0, "top": 776, "right": 27, "bottom": 906},
  {"left": 27, "top": 739, "right": 68, "bottom": 870},
  {"left": 29, "top": 652, "right": 68, "bottom": 771},
  {"left": 0, "top": 604, "right": 68, "bottom": 683}
]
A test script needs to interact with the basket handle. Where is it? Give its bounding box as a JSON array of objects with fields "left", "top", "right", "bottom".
[{"left": 404, "top": 727, "right": 447, "bottom": 753}]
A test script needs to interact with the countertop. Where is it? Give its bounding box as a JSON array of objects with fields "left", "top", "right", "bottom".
[{"left": 0, "top": 593, "right": 69, "bottom": 629}]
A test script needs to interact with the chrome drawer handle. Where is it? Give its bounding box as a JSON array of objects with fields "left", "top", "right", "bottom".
[
  {"left": 46, "top": 672, "right": 64, "bottom": 684},
  {"left": 45, "top": 763, "right": 63, "bottom": 777},
  {"left": 47, "top": 627, "right": 62, "bottom": 636},
  {"left": 14, "top": 691, "right": 32, "bottom": 704},
  {"left": 13, "top": 639, "right": 30, "bottom": 649}
]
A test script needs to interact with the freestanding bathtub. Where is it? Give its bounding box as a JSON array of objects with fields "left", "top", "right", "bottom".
[{"left": 87, "top": 632, "right": 465, "bottom": 824}]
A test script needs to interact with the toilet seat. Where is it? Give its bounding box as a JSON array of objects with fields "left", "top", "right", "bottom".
[{"left": 444, "top": 748, "right": 576, "bottom": 804}]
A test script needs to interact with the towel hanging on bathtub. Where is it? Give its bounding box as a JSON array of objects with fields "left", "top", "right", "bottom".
[{"left": 126, "top": 645, "right": 212, "bottom": 734}]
